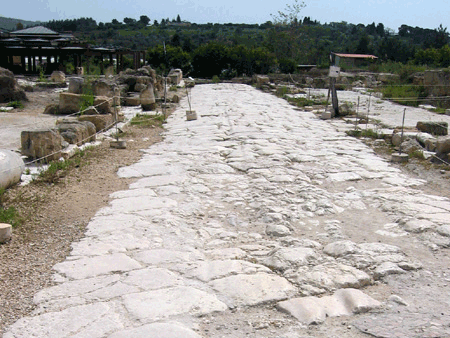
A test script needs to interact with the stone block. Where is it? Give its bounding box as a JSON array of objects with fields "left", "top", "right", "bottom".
[
  {"left": 436, "top": 136, "right": 450, "bottom": 155},
  {"left": 168, "top": 68, "right": 183, "bottom": 85},
  {"left": 50, "top": 71, "right": 65, "bottom": 83},
  {"left": 0, "top": 223, "right": 12, "bottom": 243},
  {"left": 59, "top": 92, "right": 83, "bottom": 114},
  {"left": 68, "top": 77, "right": 84, "bottom": 94},
  {"left": 253, "top": 75, "right": 270, "bottom": 88},
  {"left": 77, "top": 114, "right": 114, "bottom": 132},
  {"left": 93, "top": 96, "right": 113, "bottom": 114},
  {"left": 123, "top": 95, "right": 140, "bottom": 106},
  {"left": 186, "top": 110, "right": 197, "bottom": 121},
  {"left": 391, "top": 153, "right": 409, "bottom": 163},
  {"left": 140, "top": 84, "right": 156, "bottom": 111},
  {"left": 416, "top": 121, "right": 448, "bottom": 136},
  {"left": 321, "top": 111, "right": 332, "bottom": 120},
  {"left": 43, "top": 103, "right": 59, "bottom": 115},
  {"left": 21, "top": 129, "right": 63, "bottom": 161},
  {"left": 56, "top": 120, "right": 95, "bottom": 145},
  {"left": 92, "top": 80, "right": 113, "bottom": 97}
]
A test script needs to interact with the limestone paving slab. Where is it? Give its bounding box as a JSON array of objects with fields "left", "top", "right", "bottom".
[
  {"left": 122, "top": 286, "right": 228, "bottom": 321},
  {"left": 53, "top": 253, "right": 142, "bottom": 280},
  {"left": 108, "top": 322, "right": 202, "bottom": 338}
]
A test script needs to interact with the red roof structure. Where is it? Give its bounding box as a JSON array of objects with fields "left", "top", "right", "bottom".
[{"left": 332, "top": 53, "right": 378, "bottom": 59}]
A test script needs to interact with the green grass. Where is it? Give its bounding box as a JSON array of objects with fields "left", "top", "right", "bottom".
[
  {"left": 6, "top": 101, "right": 24, "bottom": 109},
  {"left": 0, "top": 188, "right": 23, "bottom": 228},
  {"left": 130, "top": 114, "right": 166, "bottom": 127},
  {"left": 286, "top": 96, "right": 328, "bottom": 107},
  {"left": 378, "top": 85, "right": 427, "bottom": 107}
]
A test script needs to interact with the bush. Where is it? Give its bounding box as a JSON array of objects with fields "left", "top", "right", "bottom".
[{"left": 6, "top": 101, "right": 24, "bottom": 109}]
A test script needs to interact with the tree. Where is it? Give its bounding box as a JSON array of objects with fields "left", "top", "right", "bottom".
[
  {"left": 16, "top": 22, "right": 24, "bottom": 30},
  {"left": 139, "top": 15, "right": 150, "bottom": 26},
  {"left": 153, "top": 20, "right": 159, "bottom": 26},
  {"left": 271, "top": 0, "right": 306, "bottom": 26},
  {"left": 176, "top": 14, "right": 181, "bottom": 23},
  {"left": 123, "top": 17, "right": 136, "bottom": 25},
  {"left": 434, "top": 24, "right": 449, "bottom": 49}
]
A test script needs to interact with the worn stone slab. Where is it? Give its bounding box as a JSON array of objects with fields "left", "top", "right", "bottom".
[
  {"left": 122, "top": 268, "right": 183, "bottom": 290},
  {"left": 324, "top": 240, "right": 359, "bottom": 258},
  {"left": 4, "top": 302, "right": 123, "bottom": 338},
  {"left": 133, "top": 249, "right": 204, "bottom": 266},
  {"left": 53, "top": 253, "right": 141, "bottom": 280},
  {"left": 34, "top": 275, "right": 121, "bottom": 303},
  {"left": 122, "top": 286, "right": 227, "bottom": 321},
  {"left": 261, "top": 247, "right": 317, "bottom": 272},
  {"left": 109, "top": 322, "right": 202, "bottom": 338},
  {"left": 108, "top": 196, "right": 178, "bottom": 213},
  {"left": 266, "top": 224, "right": 291, "bottom": 237},
  {"left": 277, "top": 288, "right": 381, "bottom": 325},
  {"left": 209, "top": 272, "right": 296, "bottom": 307},
  {"left": 287, "top": 263, "right": 371, "bottom": 294},
  {"left": 179, "top": 259, "right": 271, "bottom": 282}
]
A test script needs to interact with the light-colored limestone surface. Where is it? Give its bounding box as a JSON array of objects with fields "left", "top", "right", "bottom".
[{"left": 4, "top": 84, "right": 450, "bottom": 337}]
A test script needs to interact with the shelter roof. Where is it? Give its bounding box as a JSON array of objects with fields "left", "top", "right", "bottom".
[
  {"left": 332, "top": 53, "right": 378, "bottom": 59},
  {"left": 11, "top": 26, "right": 59, "bottom": 35}
]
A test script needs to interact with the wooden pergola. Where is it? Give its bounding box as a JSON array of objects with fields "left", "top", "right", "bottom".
[{"left": 0, "top": 26, "right": 146, "bottom": 75}]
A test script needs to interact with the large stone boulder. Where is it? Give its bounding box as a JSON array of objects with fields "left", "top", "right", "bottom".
[
  {"left": 253, "top": 75, "right": 270, "bottom": 88},
  {"left": 56, "top": 119, "right": 96, "bottom": 145},
  {"left": 92, "top": 80, "right": 114, "bottom": 97},
  {"left": 416, "top": 121, "right": 448, "bottom": 136},
  {"left": 93, "top": 96, "right": 114, "bottom": 114},
  {"left": 21, "top": 129, "right": 63, "bottom": 161},
  {"left": 68, "top": 77, "right": 84, "bottom": 94},
  {"left": 50, "top": 71, "right": 66, "bottom": 83},
  {"left": 0, "top": 149, "right": 24, "bottom": 189},
  {"left": 77, "top": 114, "right": 115, "bottom": 132},
  {"left": 0, "top": 67, "right": 27, "bottom": 103},
  {"left": 140, "top": 85, "right": 156, "bottom": 111},
  {"left": 59, "top": 93, "right": 113, "bottom": 115},
  {"left": 59, "top": 92, "right": 83, "bottom": 114},
  {"left": 168, "top": 68, "right": 183, "bottom": 85},
  {"left": 436, "top": 136, "right": 450, "bottom": 156}
]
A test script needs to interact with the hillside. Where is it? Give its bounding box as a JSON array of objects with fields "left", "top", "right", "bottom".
[{"left": 0, "top": 16, "right": 39, "bottom": 31}]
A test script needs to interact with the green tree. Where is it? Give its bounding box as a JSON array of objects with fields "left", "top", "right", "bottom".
[
  {"left": 176, "top": 14, "right": 181, "bottom": 23},
  {"left": 139, "top": 15, "right": 150, "bottom": 26}
]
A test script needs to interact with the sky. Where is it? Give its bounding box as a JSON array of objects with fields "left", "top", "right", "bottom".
[{"left": 1, "top": 0, "right": 448, "bottom": 32}]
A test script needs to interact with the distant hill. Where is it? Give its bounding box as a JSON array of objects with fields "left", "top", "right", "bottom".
[{"left": 0, "top": 16, "right": 40, "bottom": 31}]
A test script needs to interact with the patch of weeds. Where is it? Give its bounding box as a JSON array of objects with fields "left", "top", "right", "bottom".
[
  {"left": 36, "top": 147, "right": 94, "bottom": 184},
  {"left": 212, "top": 75, "right": 220, "bottom": 83},
  {"left": 0, "top": 188, "right": 23, "bottom": 228},
  {"left": 130, "top": 114, "right": 165, "bottom": 128},
  {"left": 409, "top": 149, "right": 425, "bottom": 160},
  {"left": 7, "top": 101, "right": 24, "bottom": 109},
  {"left": 286, "top": 96, "right": 328, "bottom": 107},
  {"left": 80, "top": 78, "right": 95, "bottom": 113},
  {"left": 37, "top": 68, "right": 47, "bottom": 83},
  {"left": 430, "top": 107, "right": 447, "bottom": 114},
  {"left": 346, "top": 128, "right": 379, "bottom": 139},
  {"left": 276, "top": 86, "right": 290, "bottom": 97},
  {"left": 378, "top": 85, "right": 427, "bottom": 107},
  {"left": 169, "top": 85, "right": 178, "bottom": 92}
]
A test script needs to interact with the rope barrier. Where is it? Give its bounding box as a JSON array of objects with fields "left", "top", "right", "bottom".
[{"left": 0, "top": 95, "right": 120, "bottom": 176}]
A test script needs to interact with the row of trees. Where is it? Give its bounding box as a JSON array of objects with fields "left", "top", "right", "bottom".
[{"left": 42, "top": 6, "right": 450, "bottom": 78}]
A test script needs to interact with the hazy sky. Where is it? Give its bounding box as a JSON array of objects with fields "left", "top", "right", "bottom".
[{"left": 1, "top": 0, "right": 448, "bottom": 31}]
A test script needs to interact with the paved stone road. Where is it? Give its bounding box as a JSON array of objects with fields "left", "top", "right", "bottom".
[{"left": 4, "top": 84, "right": 450, "bottom": 337}]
